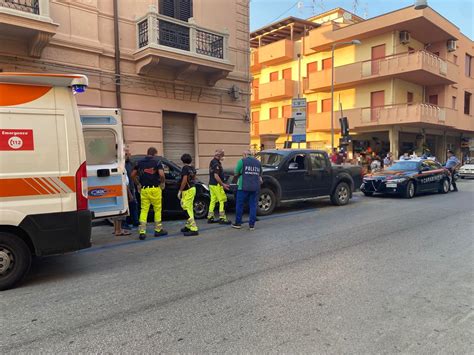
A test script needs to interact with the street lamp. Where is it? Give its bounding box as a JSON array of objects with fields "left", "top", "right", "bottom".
[{"left": 330, "top": 39, "right": 361, "bottom": 150}]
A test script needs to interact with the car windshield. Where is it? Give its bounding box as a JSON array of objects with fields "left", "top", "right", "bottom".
[
  {"left": 257, "top": 152, "right": 285, "bottom": 167},
  {"left": 387, "top": 161, "right": 419, "bottom": 171}
]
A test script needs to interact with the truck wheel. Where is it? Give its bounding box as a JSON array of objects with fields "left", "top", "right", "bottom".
[
  {"left": 193, "top": 196, "right": 209, "bottom": 219},
  {"left": 258, "top": 188, "right": 276, "bottom": 216},
  {"left": 403, "top": 181, "right": 416, "bottom": 199},
  {"left": 363, "top": 191, "right": 374, "bottom": 197},
  {"left": 331, "top": 182, "right": 350, "bottom": 206},
  {"left": 0, "top": 232, "right": 32, "bottom": 291},
  {"left": 438, "top": 178, "right": 450, "bottom": 194}
]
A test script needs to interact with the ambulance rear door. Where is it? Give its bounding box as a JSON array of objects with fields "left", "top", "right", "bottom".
[{"left": 80, "top": 108, "right": 128, "bottom": 218}]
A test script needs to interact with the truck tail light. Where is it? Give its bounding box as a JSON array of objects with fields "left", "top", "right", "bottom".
[{"left": 75, "top": 161, "right": 88, "bottom": 211}]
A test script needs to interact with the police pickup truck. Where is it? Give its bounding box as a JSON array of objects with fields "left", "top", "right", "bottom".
[{"left": 247, "top": 149, "right": 362, "bottom": 215}]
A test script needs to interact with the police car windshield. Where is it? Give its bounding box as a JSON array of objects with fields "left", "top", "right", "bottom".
[
  {"left": 257, "top": 152, "right": 284, "bottom": 167},
  {"left": 387, "top": 161, "right": 419, "bottom": 171}
]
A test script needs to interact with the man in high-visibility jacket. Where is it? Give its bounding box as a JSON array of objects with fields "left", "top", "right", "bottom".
[
  {"left": 131, "top": 147, "right": 168, "bottom": 240},
  {"left": 207, "top": 149, "right": 231, "bottom": 224},
  {"left": 178, "top": 153, "right": 199, "bottom": 236}
]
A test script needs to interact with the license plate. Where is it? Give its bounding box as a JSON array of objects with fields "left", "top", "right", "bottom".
[{"left": 386, "top": 183, "right": 397, "bottom": 188}]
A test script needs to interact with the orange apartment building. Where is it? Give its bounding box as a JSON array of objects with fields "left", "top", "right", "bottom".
[
  {"left": 250, "top": 6, "right": 474, "bottom": 162},
  {"left": 0, "top": 0, "right": 250, "bottom": 169}
]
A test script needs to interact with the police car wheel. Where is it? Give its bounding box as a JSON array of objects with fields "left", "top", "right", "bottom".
[
  {"left": 439, "top": 179, "right": 450, "bottom": 194},
  {"left": 258, "top": 188, "right": 276, "bottom": 216},
  {"left": 363, "top": 191, "right": 374, "bottom": 197},
  {"left": 0, "top": 232, "right": 32, "bottom": 291},
  {"left": 404, "top": 181, "right": 416, "bottom": 199},
  {"left": 460, "top": 176, "right": 465, "bottom": 179},
  {"left": 331, "top": 182, "right": 350, "bottom": 206},
  {"left": 193, "top": 197, "right": 209, "bottom": 220}
]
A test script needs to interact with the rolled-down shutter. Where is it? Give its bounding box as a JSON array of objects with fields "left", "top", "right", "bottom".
[{"left": 162, "top": 112, "right": 195, "bottom": 165}]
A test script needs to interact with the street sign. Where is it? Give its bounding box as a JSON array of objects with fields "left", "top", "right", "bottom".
[
  {"left": 291, "top": 98, "right": 307, "bottom": 138},
  {"left": 292, "top": 134, "right": 306, "bottom": 143}
]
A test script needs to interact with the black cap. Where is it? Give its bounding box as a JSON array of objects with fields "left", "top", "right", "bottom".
[{"left": 447, "top": 149, "right": 454, "bottom": 154}]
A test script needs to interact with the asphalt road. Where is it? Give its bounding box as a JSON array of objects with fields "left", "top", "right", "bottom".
[{"left": 1, "top": 180, "right": 473, "bottom": 353}]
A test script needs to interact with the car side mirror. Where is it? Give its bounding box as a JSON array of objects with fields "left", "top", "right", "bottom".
[{"left": 288, "top": 162, "right": 299, "bottom": 170}]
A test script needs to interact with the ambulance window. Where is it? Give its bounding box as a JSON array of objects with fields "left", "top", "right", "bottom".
[{"left": 83, "top": 129, "right": 117, "bottom": 165}]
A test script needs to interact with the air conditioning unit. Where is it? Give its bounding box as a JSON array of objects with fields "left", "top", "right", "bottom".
[
  {"left": 447, "top": 39, "right": 457, "bottom": 52},
  {"left": 399, "top": 31, "right": 410, "bottom": 44}
]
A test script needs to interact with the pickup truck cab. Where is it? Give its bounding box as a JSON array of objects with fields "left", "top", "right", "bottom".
[{"left": 255, "top": 149, "right": 362, "bottom": 215}]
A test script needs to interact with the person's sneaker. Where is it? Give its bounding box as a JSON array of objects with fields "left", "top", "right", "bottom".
[
  {"left": 183, "top": 230, "right": 199, "bottom": 237},
  {"left": 181, "top": 226, "right": 190, "bottom": 233},
  {"left": 231, "top": 223, "right": 242, "bottom": 229},
  {"left": 249, "top": 225, "right": 255, "bottom": 231},
  {"left": 219, "top": 219, "right": 232, "bottom": 225},
  {"left": 207, "top": 218, "right": 217, "bottom": 224},
  {"left": 139, "top": 233, "right": 146, "bottom": 240},
  {"left": 154, "top": 229, "right": 168, "bottom": 237}
]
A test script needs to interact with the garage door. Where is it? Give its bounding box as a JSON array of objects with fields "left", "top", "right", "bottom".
[{"left": 162, "top": 111, "right": 195, "bottom": 165}]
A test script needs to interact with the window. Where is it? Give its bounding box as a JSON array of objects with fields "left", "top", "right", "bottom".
[
  {"left": 452, "top": 96, "right": 457, "bottom": 109},
  {"left": 288, "top": 154, "right": 306, "bottom": 170},
  {"left": 428, "top": 95, "right": 438, "bottom": 106},
  {"left": 321, "top": 98, "right": 332, "bottom": 112},
  {"left": 282, "top": 68, "right": 292, "bottom": 80},
  {"left": 465, "top": 54, "right": 473, "bottom": 77},
  {"left": 307, "top": 101, "right": 317, "bottom": 118},
  {"left": 310, "top": 153, "right": 328, "bottom": 169},
  {"left": 307, "top": 61, "right": 318, "bottom": 75},
  {"left": 270, "top": 107, "right": 279, "bottom": 119},
  {"left": 269, "top": 71, "right": 278, "bottom": 82},
  {"left": 282, "top": 105, "right": 292, "bottom": 118},
  {"left": 159, "top": 0, "right": 193, "bottom": 21},
  {"left": 407, "top": 92, "right": 414, "bottom": 104},
  {"left": 322, "top": 58, "right": 332, "bottom": 70},
  {"left": 464, "top": 91, "right": 472, "bottom": 115},
  {"left": 83, "top": 130, "right": 117, "bottom": 165}
]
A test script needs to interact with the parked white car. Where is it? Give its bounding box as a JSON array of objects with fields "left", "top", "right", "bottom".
[{"left": 458, "top": 164, "right": 474, "bottom": 179}]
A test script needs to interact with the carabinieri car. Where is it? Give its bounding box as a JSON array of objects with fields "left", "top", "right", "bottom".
[{"left": 361, "top": 159, "right": 451, "bottom": 199}]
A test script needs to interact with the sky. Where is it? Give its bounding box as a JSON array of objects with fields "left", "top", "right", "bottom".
[{"left": 250, "top": 0, "right": 474, "bottom": 39}]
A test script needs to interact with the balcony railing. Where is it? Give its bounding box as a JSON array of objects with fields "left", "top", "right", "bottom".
[
  {"left": 0, "top": 0, "right": 39, "bottom": 14},
  {"left": 251, "top": 121, "right": 259, "bottom": 137},
  {"left": 259, "top": 117, "right": 288, "bottom": 136},
  {"left": 360, "top": 103, "right": 447, "bottom": 125},
  {"left": 136, "top": 11, "right": 228, "bottom": 61},
  {"left": 258, "top": 79, "right": 295, "bottom": 102}
]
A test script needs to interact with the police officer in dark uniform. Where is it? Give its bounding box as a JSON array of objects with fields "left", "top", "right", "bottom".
[
  {"left": 131, "top": 147, "right": 168, "bottom": 240},
  {"left": 444, "top": 149, "right": 461, "bottom": 192},
  {"left": 232, "top": 150, "right": 262, "bottom": 231}
]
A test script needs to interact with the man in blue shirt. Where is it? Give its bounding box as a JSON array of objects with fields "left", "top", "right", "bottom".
[{"left": 444, "top": 150, "right": 461, "bottom": 192}]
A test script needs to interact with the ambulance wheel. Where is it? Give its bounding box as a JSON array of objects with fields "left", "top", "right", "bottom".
[
  {"left": 0, "top": 232, "right": 32, "bottom": 291},
  {"left": 193, "top": 196, "right": 209, "bottom": 220},
  {"left": 438, "top": 178, "right": 450, "bottom": 194},
  {"left": 331, "top": 182, "right": 350, "bottom": 206},
  {"left": 258, "top": 188, "right": 276, "bottom": 216}
]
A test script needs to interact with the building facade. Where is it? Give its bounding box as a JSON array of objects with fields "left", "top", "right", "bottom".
[
  {"left": 250, "top": 6, "right": 474, "bottom": 162},
  {"left": 0, "top": 0, "right": 250, "bottom": 169}
]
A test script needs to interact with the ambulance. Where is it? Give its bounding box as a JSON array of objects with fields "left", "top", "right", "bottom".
[{"left": 0, "top": 73, "right": 92, "bottom": 290}]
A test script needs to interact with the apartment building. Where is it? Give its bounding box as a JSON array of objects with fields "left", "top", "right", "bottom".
[
  {"left": 0, "top": 0, "right": 250, "bottom": 168},
  {"left": 250, "top": 6, "right": 474, "bottom": 162}
]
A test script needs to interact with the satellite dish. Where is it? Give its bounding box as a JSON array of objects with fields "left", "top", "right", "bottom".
[
  {"left": 297, "top": 1, "right": 304, "bottom": 9},
  {"left": 342, "top": 12, "right": 352, "bottom": 20},
  {"left": 414, "top": 0, "right": 428, "bottom": 10}
]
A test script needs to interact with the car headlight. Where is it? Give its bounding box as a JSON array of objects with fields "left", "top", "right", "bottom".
[{"left": 387, "top": 178, "right": 407, "bottom": 183}]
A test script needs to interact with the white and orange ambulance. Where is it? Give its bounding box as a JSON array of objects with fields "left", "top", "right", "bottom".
[{"left": 0, "top": 73, "right": 92, "bottom": 290}]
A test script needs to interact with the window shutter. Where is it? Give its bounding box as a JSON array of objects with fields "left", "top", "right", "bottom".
[
  {"left": 160, "top": 0, "right": 175, "bottom": 17},
  {"left": 177, "top": 0, "right": 193, "bottom": 21}
]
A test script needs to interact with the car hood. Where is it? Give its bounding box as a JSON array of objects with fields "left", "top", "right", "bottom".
[{"left": 364, "top": 170, "right": 416, "bottom": 179}]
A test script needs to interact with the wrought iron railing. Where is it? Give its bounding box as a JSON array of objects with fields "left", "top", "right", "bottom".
[
  {"left": 136, "top": 11, "right": 228, "bottom": 61},
  {"left": 0, "top": 0, "right": 39, "bottom": 14}
]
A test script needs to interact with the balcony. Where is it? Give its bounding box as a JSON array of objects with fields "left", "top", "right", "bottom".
[
  {"left": 134, "top": 8, "right": 234, "bottom": 85},
  {"left": 258, "top": 39, "right": 294, "bottom": 66},
  {"left": 251, "top": 87, "right": 261, "bottom": 105},
  {"left": 307, "top": 111, "right": 331, "bottom": 132},
  {"left": 250, "top": 121, "right": 259, "bottom": 138},
  {"left": 250, "top": 49, "right": 262, "bottom": 72},
  {"left": 345, "top": 104, "right": 457, "bottom": 129},
  {"left": 259, "top": 118, "right": 288, "bottom": 137},
  {"left": 0, "top": 0, "right": 57, "bottom": 57},
  {"left": 259, "top": 79, "right": 295, "bottom": 102},
  {"left": 305, "top": 51, "right": 458, "bottom": 93}
]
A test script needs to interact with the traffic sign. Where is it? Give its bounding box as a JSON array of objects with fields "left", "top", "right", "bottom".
[{"left": 291, "top": 98, "right": 307, "bottom": 137}]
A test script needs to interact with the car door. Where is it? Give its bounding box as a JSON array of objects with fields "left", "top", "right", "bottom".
[
  {"left": 81, "top": 110, "right": 128, "bottom": 218},
  {"left": 162, "top": 161, "right": 181, "bottom": 212},
  {"left": 418, "top": 161, "right": 437, "bottom": 191},
  {"left": 309, "top": 152, "right": 332, "bottom": 196},
  {"left": 279, "top": 153, "right": 313, "bottom": 199}
]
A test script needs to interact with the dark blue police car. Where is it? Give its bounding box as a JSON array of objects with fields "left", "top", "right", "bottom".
[{"left": 361, "top": 159, "right": 451, "bottom": 199}]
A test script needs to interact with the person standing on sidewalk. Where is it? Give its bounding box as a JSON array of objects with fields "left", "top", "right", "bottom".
[
  {"left": 444, "top": 149, "right": 461, "bottom": 192},
  {"left": 131, "top": 147, "right": 168, "bottom": 240},
  {"left": 123, "top": 146, "right": 139, "bottom": 229},
  {"left": 178, "top": 154, "right": 199, "bottom": 236},
  {"left": 207, "top": 149, "right": 231, "bottom": 225},
  {"left": 232, "top": 150, "right": 262, "bottom": 231}
]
